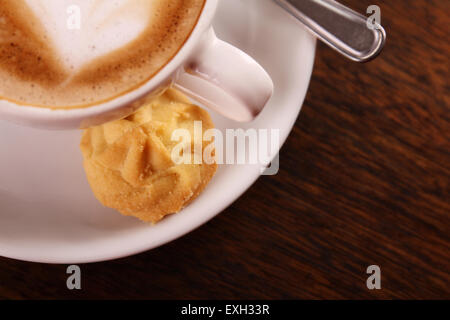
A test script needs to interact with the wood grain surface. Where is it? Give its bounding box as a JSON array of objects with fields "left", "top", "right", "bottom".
[{"left": 0, "top": 0, "right": 448, "bottom": 299}]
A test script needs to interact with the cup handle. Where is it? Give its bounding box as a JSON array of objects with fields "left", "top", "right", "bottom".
[{"left": 173, "top": 28, "right": 273, "bottom": 122}]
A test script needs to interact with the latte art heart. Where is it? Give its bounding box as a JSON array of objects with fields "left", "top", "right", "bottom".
[
  {"left": 0, "top": 0, "right": 205, "bottom": 108},
  {"left": 25, "top": 0, "right": 156, "bottom": 72}
]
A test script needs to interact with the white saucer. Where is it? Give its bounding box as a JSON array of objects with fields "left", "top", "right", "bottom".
[{"left": 0, "top": 0, "right": 315, "bottom": 263}]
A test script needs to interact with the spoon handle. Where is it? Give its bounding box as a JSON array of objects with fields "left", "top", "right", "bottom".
[{"left": 274, "top": 0, "right": 386, "bottom": 62}]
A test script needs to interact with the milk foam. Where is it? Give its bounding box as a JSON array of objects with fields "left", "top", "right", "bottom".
[{"left": 24, "top": 0, "right": 156, "bottom": 73}]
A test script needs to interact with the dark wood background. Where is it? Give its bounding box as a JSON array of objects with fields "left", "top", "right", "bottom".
[{"left": 0, "top": 0, "right": 448, "bottom": 299}]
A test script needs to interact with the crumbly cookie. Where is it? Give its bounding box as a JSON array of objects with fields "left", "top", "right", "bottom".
[{"left": 80, "top": 89, "right": 217, "bottom": 223}]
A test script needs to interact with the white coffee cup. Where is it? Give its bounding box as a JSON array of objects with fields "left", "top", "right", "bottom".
[{"left": 0, "top": 0, "right": 273, "bottom": 130}]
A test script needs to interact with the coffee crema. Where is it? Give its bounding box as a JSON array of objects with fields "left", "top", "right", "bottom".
[{"left": 0, "top": 0, "right": 205, "bottom": 108}]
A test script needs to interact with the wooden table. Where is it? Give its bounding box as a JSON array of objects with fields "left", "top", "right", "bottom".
[{"left": 0, "top": 0, "right": 448, "bottom": 299}]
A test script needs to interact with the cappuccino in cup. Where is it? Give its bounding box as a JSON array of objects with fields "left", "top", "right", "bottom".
[{"left": 0, "top": 0, "right": 205, "bottom": 109}]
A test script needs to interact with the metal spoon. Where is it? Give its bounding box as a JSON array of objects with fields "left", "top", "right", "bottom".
[{"left": 274, "top": 0, "right": 386, "bottom": 62}]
